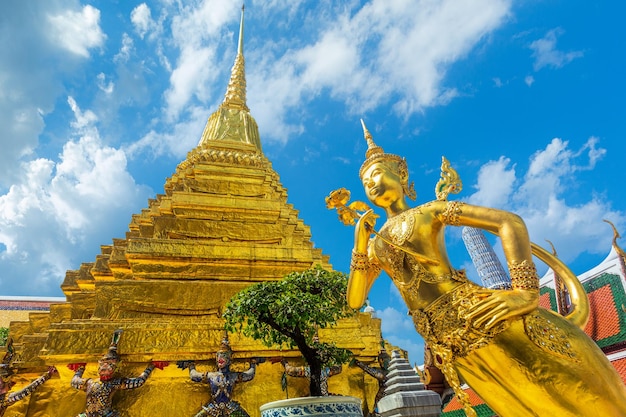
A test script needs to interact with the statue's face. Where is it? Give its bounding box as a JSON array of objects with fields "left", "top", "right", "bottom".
[
  {"left": 361, "top": 162, "right": 403, "bottom": 208},
  {"left": 216, "top": 351, "right": 231, "bottom": 370},
  {"left": 98, "top": 359, "right": 118, "bottom": 380}
]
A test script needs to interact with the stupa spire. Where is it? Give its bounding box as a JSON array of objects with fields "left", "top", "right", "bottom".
[
  {"left": 197, "top": 4, "right": 262, "bottom": 150},
  {"left": 222, "top": 5, "right": 248, "bottom": 111},
  {"left": 238, "top": 5, "right": 244, "bottom": 55}
]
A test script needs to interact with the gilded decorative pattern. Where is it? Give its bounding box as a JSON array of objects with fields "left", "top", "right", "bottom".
[
  {"left": 261, "top": 401, "right": 362, "bottom": 417},
  {"left": 440, "top": 201, "right": 464, "bottom": 226},
  {"left": 177, "top": 148, "right": 265, "bottom": 171},
  {"left": 386, "top": 211, "right": 415, "bottom": 246},
  {"left": 411, "top": 282, "right": 509, "bottom": 358},
  {"left": 377, "top": 239, "right": 464, "bottom": 301},
  {"left": 509, "top": 259, "right": 540, "bottom": 291},
  {"left": 435, "top": 156, "right": 463, "bottom": 201},
  {"left": 350, "top": 250, "right": 369, "bottom": 272},
  {"left": 410, "top": 281, "right": 508, "bottom": 417},
  {"left": 524, "top": 312, "right": 579, "bottom": 361}
]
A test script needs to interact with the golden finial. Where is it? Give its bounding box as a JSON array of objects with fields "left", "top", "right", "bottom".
[
  {"left": 359, "top": 119, "right": 404, "bottom": 179},
  {"left": 435, "top": 156, "right": 462, "bottom": 201},
  {"left": 604, "top": 219, "right": 626, "bottom": 259},
  {"left": 197, "top": 2, "right": 261, "bottom": 150},
  {"left": 360, "top": 119, "right": 384, "bottom": 159},
  {"left": 238, "top": 4, "right": 245, "bottom": 55},
  {"left": 545, "top": 239, "right": 558, "bottom": 257},
  {"left": 222, "top": 5, "right": 248, "bottom": 111},
  {"left": 545, "top": 239, "right": 570, "bottom": 316}
]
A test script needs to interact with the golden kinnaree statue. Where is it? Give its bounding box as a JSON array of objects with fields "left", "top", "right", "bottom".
[{"left": 327, "top": 120, "right": 626, "bottom": 417}]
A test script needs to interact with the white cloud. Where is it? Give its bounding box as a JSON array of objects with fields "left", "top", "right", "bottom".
[
  {"left": 0, "top": 98, "right": 152, "bottom": 295},
  {"left": 248, "top": 0, "right": 512, "bottom": 143},
  {"left": 525, "top": 75, "right": 535, "bottom": 86},
  {"left": 97, "top": 73, "right": 114, "bottom": 94},
  {"left": 467, "top": 138, "right": 624, "bottom": 267},
  {"left": 0, "top": 2, "right": 108, "bottom": 189},
  {"left": 377, "top": 306, "right": 414, "bottom": 335},
  {"left": 125, "top": 105, "right": 209, "bottom": 159},
  {"left": 114, "top": 33, "right": 134, "bottom": 64},
  {"left": 114, "top": 0, "right": 513, "bottom": 154},
  {"left": 47, "top": 5, "right": 106, "bottom": 58},
  {"left": 468, "top": 156, "right": 516, "bottom": 208},
  {"left": 376, "top": 304, "right": 424, "bottom": 364},
  {"left": 165, "top": 46, "right": 217, "bottom": 121},
  {"left": 530, "top": 28, "right": 583, "bottom": 71},
  {"left": 131, "top": 3, "right": 153, "bottom": 39},
  {"left": 151, "top": 1, "right": 239, "bottom": 123}
]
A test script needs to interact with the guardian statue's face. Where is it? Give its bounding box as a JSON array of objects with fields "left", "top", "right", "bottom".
[
  {"left": 216, "top": 351, "right": 231, "bottom": 371},
  {"left": 98, "top": 358, "right": 118, "bottom": 381}
]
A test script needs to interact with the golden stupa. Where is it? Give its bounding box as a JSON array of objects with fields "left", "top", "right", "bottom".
[{"left": 6, "top": 9, "right": 382, "bottom": 416}]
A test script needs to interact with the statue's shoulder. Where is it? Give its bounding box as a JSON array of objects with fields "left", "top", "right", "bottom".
[{"left": 413, "top": 200, "right": 446, "bottom": 214}]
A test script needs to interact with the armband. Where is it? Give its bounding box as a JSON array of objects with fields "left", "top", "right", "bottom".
[
  {"left": 441, "top": 201, "right": 463, "bottom": 226},
  {"left": 509, "top": 260, "right": 539, "bottom": 290},
  {"left": 350, "top": 250, "right": 369, "bottom": 271}
]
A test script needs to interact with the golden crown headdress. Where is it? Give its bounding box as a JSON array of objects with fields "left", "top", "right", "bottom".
[
  {"left": 359, "top": 120, "right": 416, "bottom": 200},
  {"left": 217, "top": 331, "right": 232, "bottom": 354},
  {"left": 100, "top": 329, "right": 123, "bottom": 362},
  {"left": 358, "top": 120, "right": 405, "bottom": 178}
]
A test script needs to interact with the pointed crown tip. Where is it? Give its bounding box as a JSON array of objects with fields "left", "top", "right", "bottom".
[{"left": 358, "top": 120, "right": 404, "bottom": 180}]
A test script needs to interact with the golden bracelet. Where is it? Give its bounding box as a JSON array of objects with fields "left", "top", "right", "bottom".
[
  {"left": 351, "top": 250, "right": 369, "bottom": 271},
  {"left": 441, "top": 201, "right": 464, "bottom": 226},
  {"left": 509, "top": 260, "right": 539, "bottom": 290}
]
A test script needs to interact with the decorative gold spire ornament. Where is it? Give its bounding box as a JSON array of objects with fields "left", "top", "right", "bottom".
[
  {"left": 545, "top": 239, "right": 571, "bottom": 316},
  {"left": 222, "top": 5, "right": 248, "bottom": 112},
  {"left": 435, "top": 156, "right": 462, "bottom": 201},
  {"left": 604, "top": 219, "right": 626, "bottom": 260},
  {"left": 198, "top": 5, "right": 261, "bottom": 150}
]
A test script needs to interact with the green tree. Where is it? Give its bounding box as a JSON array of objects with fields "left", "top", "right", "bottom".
[
  {"left": 0, "top": 327, "right": 8, "bottom": 346},
  {"left": 223, "top": 266, "right": 356, "bottom": 397}
]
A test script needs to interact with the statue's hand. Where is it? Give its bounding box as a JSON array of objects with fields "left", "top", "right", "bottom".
[
  {"left": 355, "top": 209, "right": 378, "bottom": 250},
  {"left": 47, "top": 366, "right": 58, "bottom": 376},
  {"left": 176, "top": 360, "right": 194, "bottom": 370},
  {"left": 358, "top": 209, "right": 378, "bottom": 233},
  {"left": 467, "top": 289, "right": 539, "bottom": 329}
]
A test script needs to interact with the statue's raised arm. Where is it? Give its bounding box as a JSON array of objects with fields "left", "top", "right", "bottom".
[{"left": 327, "top": 120, "right": 626, "bottom": 417}]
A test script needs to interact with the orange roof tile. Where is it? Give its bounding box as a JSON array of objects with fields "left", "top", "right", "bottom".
[
  {"left": 538, "top": 291, "right": 553, "bottom": 310},
  {"left": 585, "top": 285, "right": 621, "bottom": 341},
  {"left": 443, "top": 387, "right": 487, "bottom": 411}
]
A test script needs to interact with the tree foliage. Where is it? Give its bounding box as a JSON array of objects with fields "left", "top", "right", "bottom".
[
  {"left": 223, "top": 266, "right": 357, "bottom": 396},
  {"left": 0, "top": 328, "right": 8, "bottom": 346}
]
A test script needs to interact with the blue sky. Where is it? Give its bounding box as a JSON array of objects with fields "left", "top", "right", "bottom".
[{"left": 1, "top": 0, "right": 625, "bottom": 364}]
